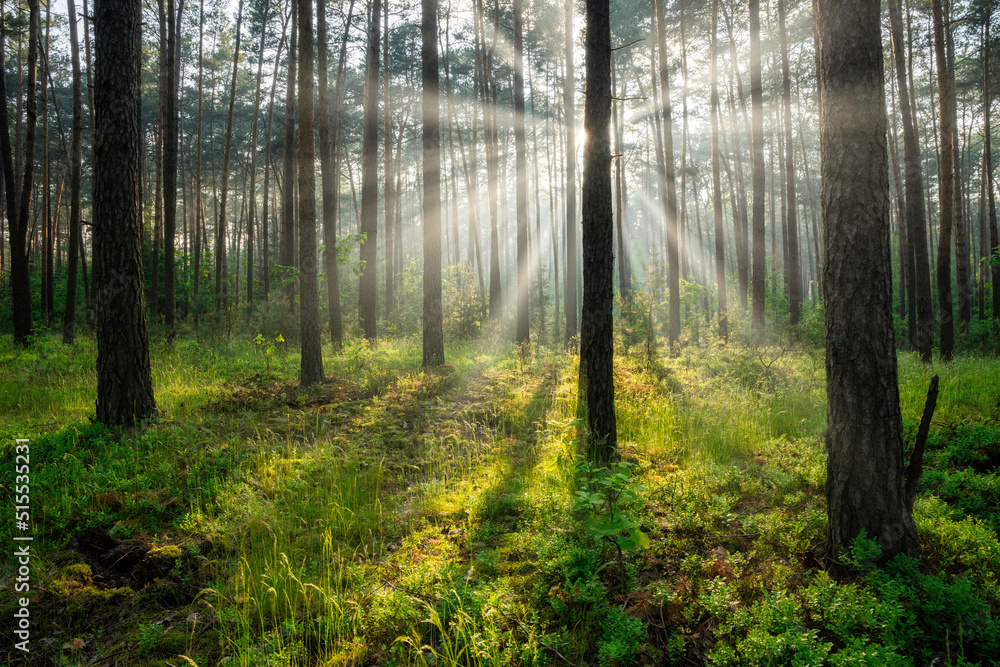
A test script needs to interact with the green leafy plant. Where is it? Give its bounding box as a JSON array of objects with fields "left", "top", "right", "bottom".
[
  {"left": 253, "top": 333, "right": 285, "bottom": 375},
  {"left": 572, "top": 459, "right": 650, "bottom": 559}
]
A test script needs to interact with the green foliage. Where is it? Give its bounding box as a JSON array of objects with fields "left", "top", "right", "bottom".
[{"left": 571, "top": 459, "right": 650, "bottom": 554}]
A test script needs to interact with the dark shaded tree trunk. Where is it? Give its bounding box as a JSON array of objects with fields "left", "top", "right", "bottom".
[
  {"left": 63, "top": 0, "right": 84, "bottom": 344},
  {"left": 9, "top": 0, "right": 38, "bottom": 345},
  {"left": 564, "top": 0, "right": 578, "bottom": 346},
  {"left": 422, "top": 0, "right": 444, "bottom": 366},
  {"left": 817, "top": 0, "right": 918, "bottom": 568},
  {"left": 297, "top": 0, "right": 322, "bottom": 384},
  {"left": 93, "top": 0, "right": 156, "bottom": 425},
  {"left": 581, "top": 0, "right": 616, "bottom": 462},
  {"left": 358, "top": 0, "right": 382, "bottom": 341},
  {"left": 931, "top": 0, "right": 954, "bottom": 360},
  {"left": 985, "top": 14, "right": 1000, "bottom": 324}
]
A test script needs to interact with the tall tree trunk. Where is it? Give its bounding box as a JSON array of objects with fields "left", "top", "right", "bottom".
[
  {"left": 931, "top": 0, "right": 954, "bottom": 360},
  {"left": 985, "top": 13, "right": 1000, "bottom": 324},
  {"left": 750, "top": 0, "right": 766, "bottom": 338},
  {"left": 162, "top": 0, "right": 182, "bottom": 327},
  {"left": 514, "top": 0, "right": 529, "bottom": 345},
  {"left": 193, "top": 0, "right": 204, "bottom": 326},
  {"left": 581, "top": 0, "right": 616, "bottom": 462},
  {"left": 10, "top": 0, "right": 38, "bottom": 344},
  {"left": 778, "top": 0, "right": 800, "bottom": 327},
  {"left": 1, "top": 4, "right": 30, "bottom": 345},
  {"left": 63, "top": 0, "right": 84, "bottom": 343},
  {"left": 383, "top": 0, "right": 395, "bottom": 320},
  {"left": 710, "top": 0, "right": 726, "bottom": 339},
  {"left": 422, "top": 0, "right": 444, "bottom": 365},
  {"left": 564, "top": 0, "right": 578, "bottom": 346},
  {"left": 888, "top": 0, "right": 933, "bottom": 361},
  {"left": 319, "top": 0, "right": 351, "bottom": 348},
  {"left": 297, "top": 0, "right": 322, "bottom": 383},
  {"left": 216, "top": 0, "right": 244, "bottom": 314},
  {"left": 655, "top": 0, "right": 679, "bottom": 351},
  {"left": 358, "top": 0, "right": 382, "bottom": 340},
  {"left": 947, "top": 6, "right": 971, "bottom": 332},
  {"left": 246, "top": 0, "right": 271, "bottom": 318},
  {"left": 93, "top": 0, "right": 156, "bottom": 425},
  {"left": 817, "top": 0, "right": 918, "bottom": 568},
  {"left": 281, "top": 2, "right": 297, "bottom": 310}
]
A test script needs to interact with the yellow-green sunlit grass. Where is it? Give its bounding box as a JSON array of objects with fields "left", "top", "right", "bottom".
[{"left": 898, "top": 352, "right": 1000, "bottom": 424}]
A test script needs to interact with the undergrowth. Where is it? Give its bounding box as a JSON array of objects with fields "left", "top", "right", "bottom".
[{"left": 1, "top": 323, "right": 999, "bottom": 666}]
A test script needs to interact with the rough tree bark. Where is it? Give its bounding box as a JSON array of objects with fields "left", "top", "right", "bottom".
[
  {"left": 297, "top": 0, "right": 322, "bottom": 384},
  {"left": 358, "top": 0, "right": 382, "bottom": 340},
  {"left": 93, "top": 0, "right": 157, "bottom": 425},
  {"left": 422, "top": 0, "right": 444, "bottom": 366},
  {"left": 581, "top": 0, "right": 616, "bottom": 462},
  {"left": 818, "top": 0, "right": 919, "bottom": 567}
]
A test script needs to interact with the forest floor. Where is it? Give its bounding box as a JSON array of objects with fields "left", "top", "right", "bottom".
[{"left": 2, "top": 325, "right": 1000, "bottom": 666}]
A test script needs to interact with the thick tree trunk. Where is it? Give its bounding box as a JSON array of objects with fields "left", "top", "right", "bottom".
[
  {"left": 581, "top": 0, "right": 616, "bottom": 462},
  {"left": 1, "top": 4, "right": 31, "bottom": 346},
  {"left": 297, "top": 0, "right": 322, "bottom": 384},
  {"left": 422, "top": 0, "right": 444, "bottom": 366},
  {"left": 93, "top": 0, "right": 156, "bottom": 425},
  {"left": 358, "top": 0, "right": 382, "bottom": 340},
  {"left": 818, "top": 0, "right": 918, "bottom": 567}
]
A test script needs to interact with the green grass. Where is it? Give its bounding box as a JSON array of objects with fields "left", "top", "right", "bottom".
[{"left": 2, "top": 324, "right": 999, "bottom": 666}]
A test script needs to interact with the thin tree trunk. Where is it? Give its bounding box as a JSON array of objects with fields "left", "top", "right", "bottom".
[
  {"left": 281, "top": 1, "right": 297, "bottom": 310},
  {"left": 931, "top": 0, "right": 954, "bottom": 360},
  {"left": 710, "top": 0, "right": 726, "bottom": 339},
  {"left": 655, "top": 0, "right": 679, "bottom": 351},
  {"left": 216, "top": 0, "right": 244, "bottom": 315},
  {"left": 564, "top": 0, "right": 578, "bottom": 345},
  {"left": 358, "top": 0, "right": 382, "bottom": 340},
  {"left": 319, "top": 0, "right": 351, "bottom": 348},
  {"left": 63, "top": 0, "right": 84, "bottom": 343},
  {"left": 750, "top": 0, "right": 766, "bottom": 338}
]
